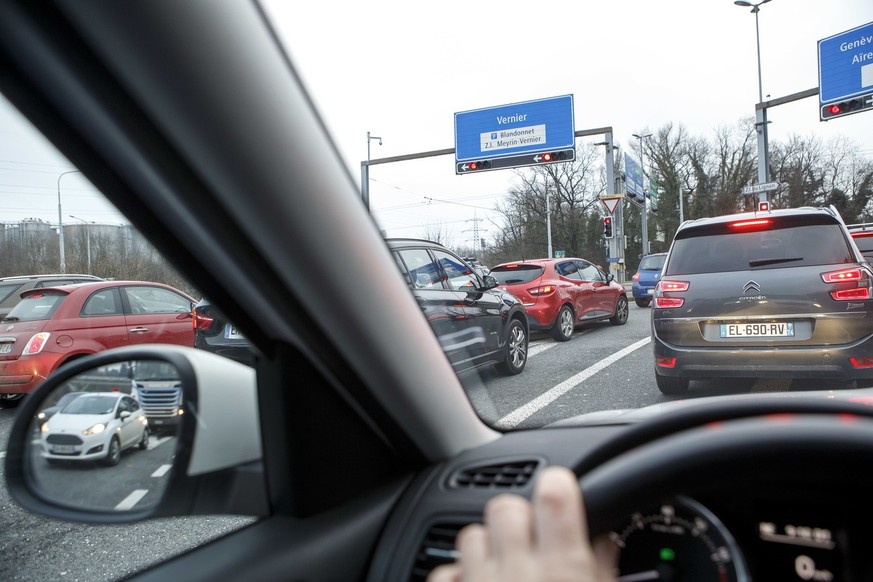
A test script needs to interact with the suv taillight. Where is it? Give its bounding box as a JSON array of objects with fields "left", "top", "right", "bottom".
[
  {"left": 192, "top": 310, "right": 215, "bottom": 330},
  {"left": 821, "top": 268, "right": 871, "bottom": 301},
  {"left": 654, "top": 280, "right": 689, "bottom": 309}
]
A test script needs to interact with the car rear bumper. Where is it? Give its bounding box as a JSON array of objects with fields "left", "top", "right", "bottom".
[
  {"left": 652, "top": 335, "right": 873, "bottom": 380},
  {"left": 632, "top": 283, "right": 656, "bottom": 299}
]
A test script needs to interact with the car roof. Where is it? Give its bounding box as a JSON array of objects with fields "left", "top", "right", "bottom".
[
  {"left": 676, "top": 206, "right": 841, "bottom": 233},
  {"left": 384, "top": 238, "right": 447, "bottom": 250},
  {"left": 0, "top": 274, "right": 102, "bottom": 282},
  {"left": 492, "top": 258, "right": 585, "bottom": 267}
]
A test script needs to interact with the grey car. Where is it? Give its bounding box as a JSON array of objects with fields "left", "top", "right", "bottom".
[
  {"left": 0, "top": 274, "right": 102, "bottom": 319},
  {"left": 652, "top": 206, "right": 873, "bottom": 394}
]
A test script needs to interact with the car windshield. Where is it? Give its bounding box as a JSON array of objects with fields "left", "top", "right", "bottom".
[{"left": 61, "top": 395, "right": 117, "bottom": 415}]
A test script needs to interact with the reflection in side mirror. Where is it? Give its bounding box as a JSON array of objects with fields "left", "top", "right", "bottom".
[{"left": 28, "top": 359, "right": 181, "bottom": 513}]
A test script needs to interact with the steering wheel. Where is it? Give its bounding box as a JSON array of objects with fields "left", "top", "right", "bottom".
[{"left": 575, "top": 396, "right": 873, "bottom": 579}]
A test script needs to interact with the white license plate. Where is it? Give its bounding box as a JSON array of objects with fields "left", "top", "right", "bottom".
[
  {"left": 647, "top": 288, "right": 654, "bottom": 295},
  {"left": 0, "top": 343, "right": 12, "bottom": 354},
  {"left": 51, "top": 445, "right": 76, "bottom": 454},
  {"left": 224, "top": 324, "right": 244, "bottom": 339},
  {"left": 720, "top": 322, "right": 795, "bottom": 338}
]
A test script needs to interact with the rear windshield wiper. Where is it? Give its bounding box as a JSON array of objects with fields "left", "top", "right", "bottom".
[
  {"left": 748, "top": 257, "right": 804, "bottom": 267},
  {"left": 1, "top": 316, "right": 19, "bottom": 322},
  {"left": 502, "top": 279, "right": 526, "bottom": 284}
]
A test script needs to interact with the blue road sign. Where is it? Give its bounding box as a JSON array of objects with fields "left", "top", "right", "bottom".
[
  {"left": 624, "top": 153, "right": 644, "bottom": 202},
  {"left": 818, "top": 21, "right": 873, "bottom": 105},
  {"left": 454, "top": 95, "right": 575, "bottom": 163}
]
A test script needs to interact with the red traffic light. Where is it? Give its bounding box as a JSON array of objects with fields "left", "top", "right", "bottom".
[
  {"left": 542, "top": 153, "right": 553, "bottom": 162},
  {"left": 603, "top": 217, "right": 613, "bottom": 239},
  {"left": 821, "top": 96, "right": 870, "bottom": 120}
]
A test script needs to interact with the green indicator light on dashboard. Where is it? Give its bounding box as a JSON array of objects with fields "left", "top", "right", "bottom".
[{"left": 660, "top": 547, "right": 676, "bottom": 561}]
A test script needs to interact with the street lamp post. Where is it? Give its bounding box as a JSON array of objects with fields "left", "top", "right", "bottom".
[
  {"left": 69, "top": 214, "right": 92, "bottom": 274},
  {"left": 734, "top": 0, "right": 772, "bottom": 196},
  {"left": 361, "top": 132, "right": 383, "bottom": 210},
  {"left": 56, "top": 170, "right": 81, "bottom": 273},
  {"left": 632, "top": 133, "right": 652, "bottom": 257}
]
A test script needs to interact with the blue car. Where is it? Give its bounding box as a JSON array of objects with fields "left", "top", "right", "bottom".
[{"left": 631, "top": 252, "right": 667, "bottom": 307}]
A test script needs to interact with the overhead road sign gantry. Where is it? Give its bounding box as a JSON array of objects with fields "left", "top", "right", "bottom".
[
  {"left": 454, "top": 95, "right": 575, "bottom": 175},
  {"left": 818, "top": 21, "right": 873, "bottom": 121}
]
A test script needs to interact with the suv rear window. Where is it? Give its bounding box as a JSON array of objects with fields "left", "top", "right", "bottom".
[
  {"left": 0, "top": 282, "right": 24, "bottom": 303},
  {"left": 490, "top": 265, "right": 545, "bottom": 285},
  {"left": 666, "top": 219, "right": 854, "bottom": 275},
  {"left": 5, "top": 292, "right": 66, "bottom": 322}
]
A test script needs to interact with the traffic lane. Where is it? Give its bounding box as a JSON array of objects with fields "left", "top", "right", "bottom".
[
  {"left": 467, "top": 302, "right": 652, "bottom": 426},
  {"left": 29, "top": 434, "right": 176, "bottom": 511}
]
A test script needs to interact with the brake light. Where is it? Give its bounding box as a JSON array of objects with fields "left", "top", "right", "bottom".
[
  {"left": 821, "top": 268, "right": 871, "bottom": 301},
  {"left": 821, "top": 268, "right": 863, "bottom": 283},
  {"left": 831, "top": 287, "right": 871, "bottom": 301},
  {"left": 656, "top": 356, "right": 677, "bottom": 368},
  {"left": 658, "top": 280, "right": 690, "bottom": 292},
  {"left": 528, "top": 285, "right": 556, "bottom": 296},
  {"left": 632, "top": 272, "right": 640, "bottom": 282},
  {"left": 23, "top": 332, "right": 51, "bottom": 355},
  {"left": 192, "top": 311, "right": 214, "bottom": 330},
  {"left": 850, "top": 357, "right": 873, "bottom": 369},
  {"left": 654, "top": 297, "right": 684, "bottom": 308},
  {"left": 729, "top": 219, "right": 771, "bottom": 230}
]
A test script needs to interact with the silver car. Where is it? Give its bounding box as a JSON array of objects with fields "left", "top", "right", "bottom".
[{"left": 652, "top": 206, "right": 873, "bottom": 394}]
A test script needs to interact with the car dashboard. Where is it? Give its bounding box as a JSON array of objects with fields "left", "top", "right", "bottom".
[{"left": 367, "top": 401, "right": 873, "bottom": 581}]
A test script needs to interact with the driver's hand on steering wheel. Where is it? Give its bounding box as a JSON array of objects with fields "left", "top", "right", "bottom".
[{"left": 427, "top": 466, "right": 618, "bottom": 582}]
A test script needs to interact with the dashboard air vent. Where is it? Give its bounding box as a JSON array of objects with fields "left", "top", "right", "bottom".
[
  {"left": 410, "top": 523, "right": 463, "bottom": 582},
  {"left": 449, "top": 459, "right": 540, "bottom": 489}
]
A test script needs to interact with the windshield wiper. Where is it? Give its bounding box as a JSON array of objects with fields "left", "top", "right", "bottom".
[
  {"left": 1, "top": 316, "right": 19, "bottom": 322},
  {"left": 502, "top": 278, "right": 525, "bottom": 284},
  {"left": 748, "top": 257, "right": 804, "bottom": 267}
]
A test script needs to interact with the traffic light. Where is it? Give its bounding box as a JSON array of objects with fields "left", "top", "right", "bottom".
[
  {"left": 467, "top": 160, "right": 492, "bottom": 171},
  {"left": 536, "top": 149, "right": 574, "bottom": 164},
  {"left": 603, "top": 217, "right": 613, "bottom": 239},
  {"left": 820, "top": 96, "right": 872, "bottom": 120}
]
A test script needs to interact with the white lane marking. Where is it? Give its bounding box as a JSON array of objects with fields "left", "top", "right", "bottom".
[
  {"left": 495, "top": 337, "right": 652, "bottom": 430},
  {"left": 114, "top": 489, "right": 149, "bottom": 511},
  {"left": 527, "top": 342, "right": 557, "bottom": 358},
  {"left": 151, "top": 464, "right": 172, "bottom": 478},
  {"left": 147, "top": 435, "right": 172, "bottom": 450}
]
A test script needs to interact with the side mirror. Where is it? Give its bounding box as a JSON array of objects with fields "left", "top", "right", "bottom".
[
  {"left": 4, "top": 345, "right": 267, "bottom": 523},
  {"left": 606, "top": 273, "right": 615, "bottom": 284},
  {"left": 481, "top": 275, "right": 499, "bottom": 290}
]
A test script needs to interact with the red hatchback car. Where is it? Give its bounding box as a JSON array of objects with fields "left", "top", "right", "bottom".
[
  {"left": 0, "top": 281, "right": 196, "bottom": 407},
  {"left": 489, "top": 258, "right": 629, "bottom": 341}
]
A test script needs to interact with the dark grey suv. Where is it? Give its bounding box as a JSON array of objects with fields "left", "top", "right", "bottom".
[
  {"left": 652, "top": 207, "right": 873, "bottom": 394},
  {"left": 387, "top": 238, "right": 529, "bottom": 376}
]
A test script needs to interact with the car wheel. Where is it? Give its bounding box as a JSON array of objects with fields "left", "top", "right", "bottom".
[
  {"left": 550, "top": 305, "right": 575, "bottom": 342},
  {"left": 496, "top": 319, "right": 528, "bottom": 375},
  {"left": 138, "top": 427, "right": 150, "bottom": 450},
  {"left": 655, "top": 372, "right": 689, "bottom": 395},
  {"left": 102, "top": 436, "right": 121, "bottom": 466},
  {"left": 610, "top": 295, "right": 629, "bottom": 325},
  {"left": 0, "top": 393, "right": 25, "bottom": 408},
  {"left": 634, "top": 298, "right": 650, "bottom": 308}
]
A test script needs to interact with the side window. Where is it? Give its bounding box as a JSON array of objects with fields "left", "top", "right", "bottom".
[
  {"left": 577, "top": 261, "right": 602, "bottom": 281},
  {"left": 117, "top": 398, "right": 131, "bottom": 415},
  {"left": 393, "top": 252, "right": 413, "bottom": 287},
  {"left": 432, "top": 250, "right": 478, "bottom": 291},
  {"left": 397, "top": 249, "right": 442, "bottom": 289},
  {"left": 125, "top": 286, "right": 192, "bottom": 314},
  {"left": 556, "top": 261, "right": 581, "bottom": 280},
  {"left": 127, "top": 397, "right": 140, "bottom": 412},
  {"left": 81, "top": 288, "right": 123, "bottom": 316}
]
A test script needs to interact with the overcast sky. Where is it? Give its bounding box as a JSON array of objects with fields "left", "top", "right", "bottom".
[{"left": 1, "top": 1, "right": 871, "bottom": 248}]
